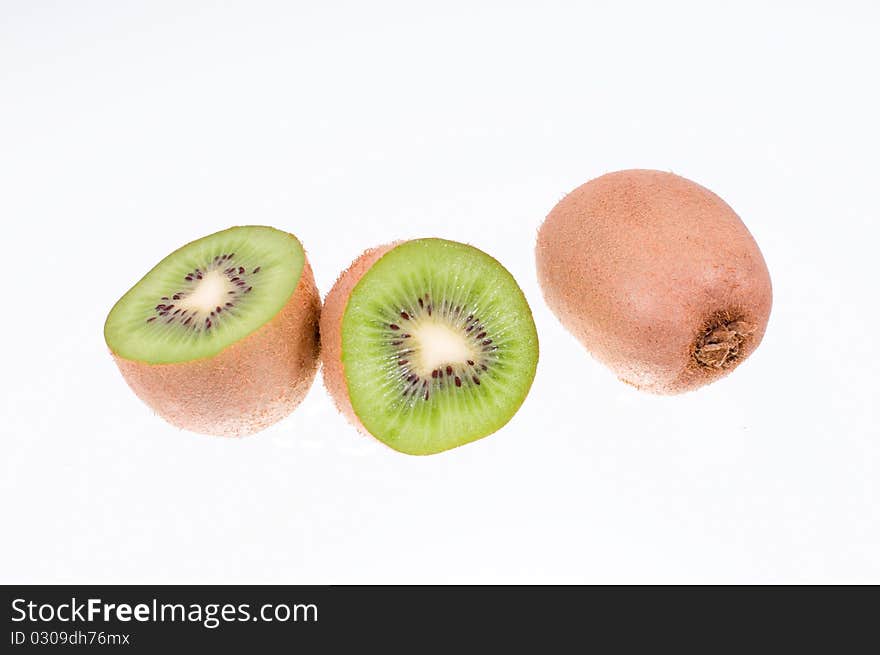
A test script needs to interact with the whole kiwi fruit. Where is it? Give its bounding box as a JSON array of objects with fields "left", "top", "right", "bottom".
[{"left": 535, "top": 169, "right": 772, "bottom": 394}]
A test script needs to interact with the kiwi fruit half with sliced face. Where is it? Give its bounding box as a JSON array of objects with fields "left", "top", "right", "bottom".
[
  {"left": 104, "top": 226, "right": 321, "bottom": 436},
  {"left": 321, "top": 238, "right": 539, "bottom": 455}
]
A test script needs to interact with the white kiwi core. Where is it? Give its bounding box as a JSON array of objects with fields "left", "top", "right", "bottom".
[
  {"left": 178, "top": 270, "right": 234, "bottom": 314},
  {"left": 411, "top": 320, "right": 478, "bottom": 378}
]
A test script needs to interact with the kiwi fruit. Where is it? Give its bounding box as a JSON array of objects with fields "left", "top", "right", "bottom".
[
  {"left": 321, "top": 238, "right": 539, "bottom": 455},
  {"left": 536, "top": 169, "right": 772, "bottom": 394},
  {"left": 104, "top": 226, "right": 321, "bottom": 436}
]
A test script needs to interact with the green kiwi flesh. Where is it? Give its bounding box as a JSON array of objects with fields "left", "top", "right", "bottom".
[
  {"left": 340, "top": 239, "right": 538, "bottom": 455},
  {"left": 105, "top": 226, "right": 305, "bottom": 363}
]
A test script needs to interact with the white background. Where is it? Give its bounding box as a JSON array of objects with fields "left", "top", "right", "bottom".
[{"left": 1, "top": 1, "right": 878, "bottom": 584}]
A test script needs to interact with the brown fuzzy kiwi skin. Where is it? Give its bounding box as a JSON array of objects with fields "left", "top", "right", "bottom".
[
  {"left": 536, "top": 169, "right": 772, "bottom": 394},
  {"left": 319, "top": 243, "right": 399, "bottom": 435},
  {"left": 111, "top": 260, "right": 321, "bottom": 437}
]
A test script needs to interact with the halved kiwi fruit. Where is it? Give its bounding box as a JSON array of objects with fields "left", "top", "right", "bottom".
[
  {"left": 321, "top": 238, "right": 539, "bottom": 455},
  {"left": 104, "top": 226, "right": 321, "bottom": 436}
]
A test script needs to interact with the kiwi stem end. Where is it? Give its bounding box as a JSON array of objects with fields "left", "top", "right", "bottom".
[{"left": 693, "top": 319, "right": 755, "bottom": 370}]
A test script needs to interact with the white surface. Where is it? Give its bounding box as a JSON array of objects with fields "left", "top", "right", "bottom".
[{"left": 1, "top": 1, "right": 878, "bottom": 584}]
